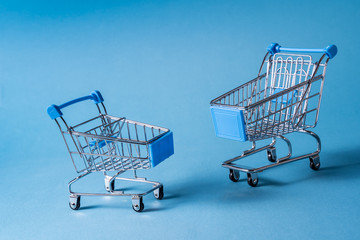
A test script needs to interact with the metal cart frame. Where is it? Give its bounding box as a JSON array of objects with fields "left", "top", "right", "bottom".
[
  {"left": 210, "top": 43, "right": 337, "bottom": 186},
  {"left": 48, "top": 91, "right": 174, "bottom": 212}
]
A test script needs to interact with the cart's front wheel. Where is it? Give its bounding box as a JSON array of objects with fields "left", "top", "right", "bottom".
[
  {"left": 132, "top": 197, "right": 144, "bottom": 212},
  {"left": 105, "top": 179, "right": 115, "bottom": 192},
  {"left": 267, "top": 147, "right": 277, "bottom": 162},
  {"left": 154, "top": 186, "right": 164, "bottom": 200},
  {"left": 229, "top": 169, "right": 240, "bottom": 182},
  {"left": 132, "top": 202, "right": 144, "bottom": 212},
  {"left": 110, "top": 180, "right": 115, "bottom": 191},
  {"left": 69, "top": 195, "right": 81, "bottom": 210},
  {"left": 310, "top": 155, "right": 320, "bottom": 170},
  {"left": 247, "top": 173, "right": 258, "bottom": 187}
]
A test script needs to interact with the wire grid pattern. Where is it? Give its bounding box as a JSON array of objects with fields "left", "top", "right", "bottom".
[
  {"left": 62, "top": 115, "right": 168, "bottom": 173},
  {"left": 211, "top": 53, "right": 326, "bottom": 141}
]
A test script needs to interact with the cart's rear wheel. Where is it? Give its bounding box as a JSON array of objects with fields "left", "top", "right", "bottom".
[
  {"left": 110, "top": 180, "right": 115, "bottom": 191},
  {"left": 229, "top": 169, "right": 240, "bottom": 182},
  {"left": 247, "top": 173, "right": 258, "bottom": 187},
  {"left": 69, "top": 195, "right": 81, "bottom": 210},
  {"left": 132, "top": 202, "right": 144, "bottom": 212},
  {"left": 154, "top": 186, "right": 164, "bottom": 200},
  {"left": 267, "top": 147, "right": 277, "bottom": 162},
  {"left": 310, "top": 155, "right": 320, "bottom": 170},
  {"left": 132, "top": 197, "right": 144, "bottom": 212},
  {"left": 105, "top": 179, "right": 115, "bottom": 192}
]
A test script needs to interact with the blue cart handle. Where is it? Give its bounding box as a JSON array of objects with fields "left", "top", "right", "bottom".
[
  {"left": 47, "top": 90, "right": 104, "bottom": 119},
  {"left": 267, "top": 43, "right": 337, "bottom": 59}
]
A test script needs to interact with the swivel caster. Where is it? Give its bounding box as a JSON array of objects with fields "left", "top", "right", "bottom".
[
  {"left": 247, "top": 173, "right": 258, "bottom": 187},
  {"left": 132, "top": 196, "right": 144, "bottom": 212},
  {"left": 310, "top": 155, "right": 320, "bottom": 170},
  {"left": 105, "top": 178, "right": 115, "bottom": 192},
  {"left": 267, "top": 147, "right": 277, "bottom": 162},
  {"left": 229, "top": 169, "right": 240, "bottom": 182},
  {"left": 69, "top": 195, "right": 81, "bottom": 210},
  {"left": 153, "top": 186, "right": 164, "bottom": 200}
]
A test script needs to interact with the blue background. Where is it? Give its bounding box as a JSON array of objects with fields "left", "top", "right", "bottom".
[{"left": 0, "top": 0, "right": 359, "bottom": 239}]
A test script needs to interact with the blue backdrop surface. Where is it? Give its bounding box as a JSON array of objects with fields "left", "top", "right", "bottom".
[{"left": 0, "top": 0, "right": 359, "bottom": 239}]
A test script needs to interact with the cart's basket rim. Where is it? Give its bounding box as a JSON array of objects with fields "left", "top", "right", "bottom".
[
  {"left": 63, "top": 114, "right": 171, "bottom": 145},
  {"left": 209, "top": 74, "right": 266, "bottom": 106},
  {"left": 210, "top": 74, "right": 324, "bottom": 110}
]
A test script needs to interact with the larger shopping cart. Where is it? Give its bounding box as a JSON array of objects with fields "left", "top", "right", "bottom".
[
  {"left": 210, "top": 43, "right": 337, "bottom": 187},
  {"left": 47, "top": 91, "right": 174, "bottom": 212}
]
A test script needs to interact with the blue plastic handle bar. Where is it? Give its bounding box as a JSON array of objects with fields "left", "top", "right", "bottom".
[
  {"left": 267, "top": 43, "right": 337, "bottom": 59},
  {"left": 47, "top": 90, "right": 104, "bottom": 119}
]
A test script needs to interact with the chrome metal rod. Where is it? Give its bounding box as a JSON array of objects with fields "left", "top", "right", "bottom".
[
  {"left": 223, "top": 138, "right": 276, "bottom": 165},
  {"left": 222, "top": 130, "right": 321, "bottom": 173},
  {"left": 276, "top": 135, "right": 292, "bottom": 161},
  {"left": 69, "top": 171, "right": 162, "bottom": 197}
]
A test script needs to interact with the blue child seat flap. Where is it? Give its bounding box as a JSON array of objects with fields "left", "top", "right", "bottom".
[{"left": 210, "top": 106, "right": 247, "bottom": 141}]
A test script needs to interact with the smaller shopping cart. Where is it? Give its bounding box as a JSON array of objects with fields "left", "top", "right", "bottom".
[
  {"left": 210, "top": 43, "right": 337, "bottom": 187},
  {"left": 47, "top": 91, "right": 174, "bottom": 212}
]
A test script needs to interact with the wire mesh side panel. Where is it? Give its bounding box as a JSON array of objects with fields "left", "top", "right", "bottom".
[
  {"left": 244, "top": 74, "right": 324, "bottom": 141},
  {"left": 211, "top": 54, "right": 316, "bottom": 108},
  {"left": 210, "top": 53, "right": 327, "bottom": 141},
  {"left": 210, "top": 74, "right": 268, "bottom": 108},
  {"left": 62, "top": 115, "right": 168, "bottom": 173},
  {"left": 243, "top": 54, "right": 326, "bottom": 140},
  {"left": 267, "top": 54, "right": 313, "bottom": 98}
]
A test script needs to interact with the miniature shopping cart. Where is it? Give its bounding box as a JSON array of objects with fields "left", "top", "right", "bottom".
[
  {"left": 47, "top": 91, "right": 174, "bottom": 212},
  {"left": 210, "top": 43, "right": 337, "bottom": 187}
]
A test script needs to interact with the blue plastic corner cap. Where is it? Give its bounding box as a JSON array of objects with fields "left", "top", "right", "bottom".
[
  {"left": 324, "top": 45, "right": 337, "bottom": 59},
  {"left": 91, "top": 90, "right": 104, "bottom": 104},
  {"left": 47, "top": 104, "right": 63, "bottom": 119},
  {"left": 267, "top": 43, "right": 281, "bottom": 55}
]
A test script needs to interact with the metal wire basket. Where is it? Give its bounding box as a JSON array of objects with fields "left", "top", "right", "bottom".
[
  {"left": 210, "top": 43, "right": 337, "bottom": 186},
  {"left": 48, "top": 91, "right": 174, "bottom": 212}
]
